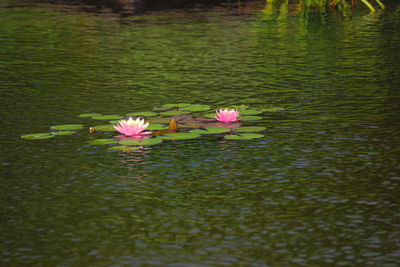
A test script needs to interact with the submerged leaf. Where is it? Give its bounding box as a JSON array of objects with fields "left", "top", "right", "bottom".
[
  {"left": 240, "top": 116, "right": 262, "bottom": 121},
  {"left": 162, "top": 103, "right": 191, "bottom": 108},
  {"left": 21, "top": 133, "right": 54, "bottom": 140},
  {"left": 235, "top": 126, "right": 266, "bottom": 133},
  {"left": 126, "top": 111, "right": 158, "bottom": 117},
  {"left": 149, "top": 117, "right": 172, "bottom": 124},
  {"left": 50, "top": 124, "right": 84, "bottom": 131},
  {"left": 264, "top": 107, "right": 284, "bottom": 112},
  {"left": 160, "top": 110, "right": 190, "bottom": 116},
  {"left": 92, "top": 115, "right": 123, "bottom": 120}
]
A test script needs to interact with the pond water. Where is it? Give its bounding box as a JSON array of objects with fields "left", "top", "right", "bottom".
[{"left": 1, "top": 0, "right": 400, "bottom": 265}]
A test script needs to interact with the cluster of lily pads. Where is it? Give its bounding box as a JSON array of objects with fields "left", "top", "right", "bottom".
[{"left": 21, "top": 103, "right": 283, "bottom": 152}]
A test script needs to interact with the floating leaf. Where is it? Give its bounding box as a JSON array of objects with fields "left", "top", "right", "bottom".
[
  {"left": 180, "top": 104, "right": 210, "bottom": 112},
  {"left": 50, "top": 124, "right": 84, "bottom": 131},
  {"left": 149, "top": 117, "right": 172, "bottom": 124},
  {"left": 88, "top": 138, "right": 118, "bottom": 145},
  {"left": 160, "top": 110, "right": 190, "bottom": 116},
  {"left": 240, "top": 116, "right": 262, "bottom": 121},
  {"left": 152, "top": 106, "right": 171, "bottom": 111},
  {"left": 120, "top": 137, "right": 163, "bottom": 146},
  {"left": 126, "top": 111, "right": 158, "bottom": 117},
  {"left": 147, "top": 124, "right": 169, "bottom": 130},
  {"left": 190, "top": 127, "right": 231, "bottom": 134},
  {"left": 107, "top": 146, "right": 140, "bottom": 152},
  {"left": 52, "top": 130, "right": 76, "bottom": 136},
  {"left": 93, "top": 124, "right": 116, "bottom": 131},
  {"left": 21, "top": 133, "right": 54, "bottom": 140},
  {"left": 92, "top": 115, "right": 123, "bottom": 120},
  {"left": 235, "top": 126, "right": 266, "bottom": 133},
  {"left": 239, "top": 109, "right": 263, "bottom": 115},
  {"left": 203, "top": 113, "right": 216, "bottom": 119},
  {"left": 109, "top": 120, "right": 120, "bottom": 124},
  {"left": 162, "top": 103, "right": 191, "bottom": 108},
  {"left": 78, "top": 113, "right": 101, "bottom": 118},
  {"left": 224, "top": 134, "right": 264, "bottom": 140},
  {"left": 264, "top": 107, "right": 284, "bottom": 112},
  {"left": 159, "top": 133, "right": 200, "bottom": 140}
]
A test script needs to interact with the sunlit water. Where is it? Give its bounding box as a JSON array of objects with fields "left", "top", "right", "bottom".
[{"left": 1, "top": 1, "right": 400, "bottom": 265}]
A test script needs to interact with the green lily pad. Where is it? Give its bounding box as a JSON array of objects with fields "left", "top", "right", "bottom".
[
  {"left": 126, "top": 111, "right": 158, "bottom": 117},
  {"left": 93, "top": 124, "right": 116, "bottom": 131},
  {"left": 264, "top": 107, "right": 284, "bottom": 112},
  {"left": 180, "top": 104, "right": 211, "bottom": 112},
  {"left": 162, "top": 103, "right": 191, "bottom": 108},
  {"left": 147, "top": 124, "right": 169, "bottom": 130},
  {"left": 240, "top": 116, "right": 263, "bottom": 121},
  {"left": 107, "top": 146, "right": 140, "bottom": 152},
  {"left": 152, "top": 106, "right": 171, "bottom": 111},
  {"left": 159, "top": 133, "right": 200, "bottom": 140},
  {"left": 109, "top": 120, "right": 120, "bottom": 124},
  {"left": 92, "top": 115, "right": 123, "bottom": 120},
  {"left": 149, "top": 117, "right": 172, "bottom": 124},
  {"left": 52, "top": 130, "right": 76, "bottom": 136},
  {"left": 224, "top": 134, "right": 264, "bottom": 140},
  {"left": 239, "top": 109, "right": 263, "bottom": 115},
  {"left": 21, "top": 133, "right": 55, "bottom": 140},
  {"left": 88, "top": 138, "right": 118, "bottom": 145},
  {"left": 190, "top": 127, "right": 231, "bottom": 134},
  {"left": 159, "top": 110, "right": 190, "bottom": 116},
  {"left": 235, "top": 126, "right": 266, "bottom": 133},
  {"left": 50, "top": 124, "right": 84, "bottom": 131},
  {"left": 203, "top": 113, "right": 216, "bottom": 119},
  {"left": 119, "top": 137, "right": 163, "bottom": 146},
  {"left": 78, "top": 113, "right": 101, "bottom": 118}
]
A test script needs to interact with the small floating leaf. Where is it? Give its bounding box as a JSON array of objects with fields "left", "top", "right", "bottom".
[
  {"left": 50, "top": 124, "right": 84, "bottom": 131},
  {"left": 78, "top": 113, "right": 101, "bottom": 118},
  {"left": 21, "top": 133, "right": 54, "bottom": 140},
  {"left": 160, "top": 110, "right": 190, "bottom": 116},
  {"left": 109, "top": 120, "right": 120, "bottom": 125},
  {"left": 240, "top": 116, "right": 262, "bottom": 121},
  {"left": 93, "top": 124, "right": 116, "bottom": 131},
  {"left": 190, "top": 127, "right": 230, "bottom": 134},
  {"left": 159, "top": 133, "right": 200, "bottom": 140},
  {"left": 149, "top": 117, "right": 172, "bottom": 124},
  {"left": 147, "top": 124, "right": 169, "bottom": 130},
  {"left": 107, "top": 146, "right": 140, "bottom": 152},
  {"left": 180, "top": 104, "right": 210, "bottom": 112},
  {"left": 120, "top": 137, "right": 162, "bottom": 146},
  {"left": 92, "top": 115, "right": 123, "bottom": 120},
  {"left": 239, "top": 109, "right": 263, "bottom": 115},
  {"left": 235, "top": 126, "right": 266, "bottom": 133},
  {"left": 203, "top": 113, "right": 216, "bottom": 119},
  {"left": 52, "top": 130, "right": 76, "bottom": 136},
  {"left": 126, "top": 111, "right": 158, "bottom": 117},
  {"left": 224, "top": 134, "right": 264, "bottom": 140},
  {"left": 88, "top": 138, "right": 118, "bottom": 145}
]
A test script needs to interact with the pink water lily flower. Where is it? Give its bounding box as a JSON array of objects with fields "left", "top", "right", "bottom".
[
  {"left": 113, "top": 117, "right": 151, "bottom": 136},
  {"left": 215, "top": 108, "right": 240, "bottom": 123}
]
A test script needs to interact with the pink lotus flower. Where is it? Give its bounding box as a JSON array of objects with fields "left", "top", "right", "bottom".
[
  {"left": 215, "top": 108, "right": 240, "bottom": 123},
  {"left": 113, "top": 117, "right": 151, "bottom": 136}
]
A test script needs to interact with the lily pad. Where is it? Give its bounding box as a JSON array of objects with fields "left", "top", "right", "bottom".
[
  {"left": 50, "top": 124, "right": 84, "bottom": 131},
  {"left": 224, "top": 134, "right": 264, "bottom": 140},
  {"left": 190, "top": 127, "right": 231, "bottom": 135},
  {"left": 92, "top": 115, "right": 123, "bottom": 120},
  {"left": 203, "top": 113, "right": 217, "bottom": 119},
  {"left": 162, "top": 103, "right": 191, "bottom": 108},
  {"left": 160, "top": 110, "right": 190, "bottom": 116},
  {"left": 93, "top": 124, "right": 116, "bottom": 131},
  {"left": 109, "top": 120, "right": 120, "bottom": 124},
  {"left": 239, "top": 109, "right": 263, "bottom": 115},
  {"left": 159, "top": 133, "right": 200, "bottom": 140},
  {"left": 78, "top": 113, "right": 101, "bottom": 118},
  {"left": 52, "top": 130, "right": 76, "bottom": 136},
  {"left": 180, "top": 104, "right": 211, "bottom": 112},
  {"left": 21, "top": 133, "right": 54, "bottom": 140},
  {"left": 240, "top": 116, "right": 263, "bottom": 121},
  {"left": 107, "top": 146, "right": 140, "bottom": 152},
  {"left": 149, "top": 117, "right": 172, "bottom": 124},
  {"left": 264, "top": 107, "right": 284, "bottom": 112},
  {"left": 147, "top": 124, "right": 169, "bottom": 130},
  {"left": 126, "top": 111, "right": 158, "bottom": 117},
  {"left": 119, "top": 137, "right": 163, "bottom": 146},
  {"left": 88, "top": 138, "right": 118, "bottom": 145},
  {"left": 235, "top": 126, "right": 266, "bottom": 133}
]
